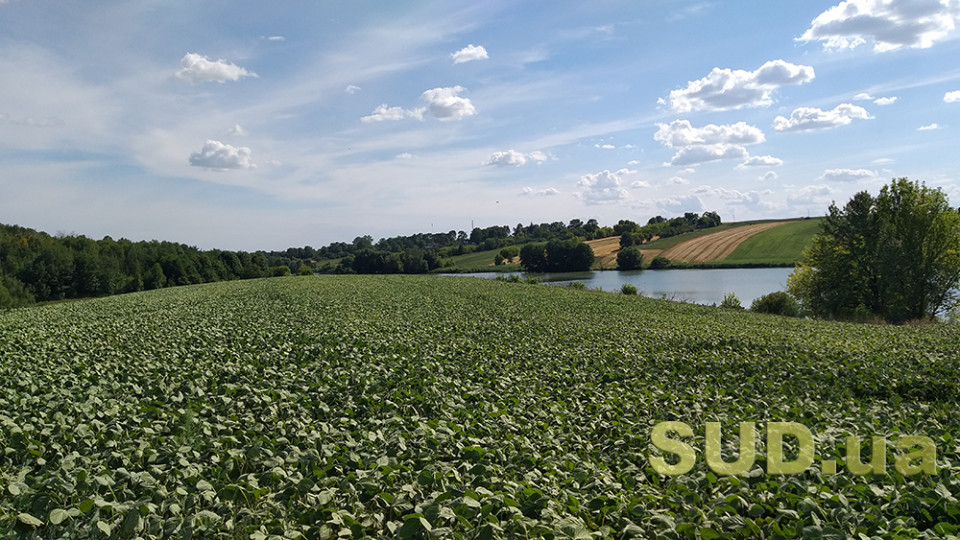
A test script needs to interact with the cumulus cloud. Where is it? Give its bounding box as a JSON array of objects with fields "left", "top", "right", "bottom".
[
  {"left": 918, "top": 123, "right": 941, "bottom": 130},
  {"left": 578, "top": 169, "right": 634, "bottom": 204},
  {"left": 655, "top": 120, "right": 766, "bottom": 166},
  {"left": 670, "top": 176, "right": 690, "bottom": 185},
  {"left": 668, "top": 59, "right": 814, "bottom": 112},
  {"left": 773, "top": 104, "right": 872, "bottom": 132},
  {"left": 759, "top": 171, "right": 779, "bottom": 181},
  {"left": 631, "top": 180, "right": 651, "bottom": 188},
  {"left": 701, "top": 186, "right": 774, "bottom": 208},
  {"left": 818, "top": 168, "right": 879, "bottom": 182},
  {"left": 485, "top": 150, "right": 528, "bottom": 167},
  {"left": 874, "top": 96, "right": 898, "bottom": 105},
  {"left": 595, "top": 143, "right": 616, "bottom": 149},
  {"left": 484, "top": 150, "right": 548, "bottom": 167},
  {"left": 345, "top": 85, "right": 362, "bottom": 95},
  {"left": 175, "top": 53, "right": 256, "bottom": 84},
  {"left": 798, "top": 0, "right": 960, "bottom": 52},
  {"left": 654, "top": 120, "right": 765, "bottom": 147},
  {"left": 657, "top": 194, "right": 704, "bottom": 214},
  {"left": 361, "top": 104, "right": 426, "bottom": 123},
  {"left": 420, "top": 86, "right": 476, "bottom": 120},
  {"left": 945, "top": 90, "right": 960, "bottom": 102},
  {"left": 521, "top": 186, "right": 560, "bottom": 196},
  {"left": 739, "top": 155, "right": 784, "bottom": 167},
  {"left": 451, "top": 44, "right": 489, "bottom": 64},
  {"left": 227, "top": 124, "right": 247, "bottom": 136},
  {"left": 787, "top": 184, "right": 838, "bottom": 205},
  {"left": 189, "top": 140, "right": 255, "bottom": 170},
  {"left": 395, "top": 152, "right": 415, "bottom": 159}
]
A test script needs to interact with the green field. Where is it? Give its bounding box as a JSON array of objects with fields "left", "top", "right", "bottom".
[
  {"left": 441, "top": 249, "right": 521, "bottom": 273},
  {"left": 2, "top": 276, "right": 959, "bottom": 538},
  {"left": 724, "top": 219, "right": 823, "bottom": 265}
]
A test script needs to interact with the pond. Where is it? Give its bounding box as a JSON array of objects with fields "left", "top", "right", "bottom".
[{"left": 452, "top": 267, "right": 795, "bottom": 307}]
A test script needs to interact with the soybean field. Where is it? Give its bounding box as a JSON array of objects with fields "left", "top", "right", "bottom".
[{"left": 1, "top": 276, "right": 959, "bottom": 539}]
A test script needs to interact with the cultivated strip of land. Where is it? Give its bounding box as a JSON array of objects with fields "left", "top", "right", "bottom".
[{"left": 659, "top": 221, "right": 791, "bottom": 263}]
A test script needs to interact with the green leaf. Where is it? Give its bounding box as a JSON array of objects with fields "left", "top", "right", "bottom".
[
  {"left": 49, "top": 508, "right": 70, "bottom": 525},
  {"left": 17, "top": 513, "right": 43, "bottom": 527}
]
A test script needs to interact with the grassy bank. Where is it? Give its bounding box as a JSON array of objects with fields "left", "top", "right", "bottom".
[{"left": 1, "top": 275, "right": 958, "bottom": 538}]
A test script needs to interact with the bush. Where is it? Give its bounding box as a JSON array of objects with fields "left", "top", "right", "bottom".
[
  {"left": 270, "top": 265, "right": 292, "bottom": 277},
  {"left": 297, "top": 264, "right": 314, "bottom": 276},
  {"left": 616, "top": 247, "right": 643, "bottom": 271},
  {"left": 649, "top": 256, "right": 672, "bottom": 269},
  {"left": 494, "top": 253, "right": 505, "bottom": 266},
  {"left": 719, "top": 293, "right": 743, "bottom": 310},
  {"left": 568, "top": 281, "right": 587, "bottom": 290},
  {"left": 621, "top": 283, "right": 638, "bottom": 295},
  {"left": 750, "top": 291, "right": 800, "bottom": 317}
]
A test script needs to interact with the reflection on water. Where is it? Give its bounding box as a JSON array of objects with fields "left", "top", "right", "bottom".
[{"left": 452, "top": 267, "right": 795, "bottom": 307}]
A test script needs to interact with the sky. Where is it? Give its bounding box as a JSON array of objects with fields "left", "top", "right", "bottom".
[{"left": 2, "top": 0, "right": 960, "bottom": 251}]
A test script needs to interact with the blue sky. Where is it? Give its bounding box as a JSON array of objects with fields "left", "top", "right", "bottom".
[{"left": 2, "top": 1, "right": 960, "bottom": 250}]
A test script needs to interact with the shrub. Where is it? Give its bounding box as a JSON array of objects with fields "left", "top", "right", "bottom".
[
  {"left": 719, "top": 293, "right": 743, "bottom": 310},
  {"left": 568, "top": 281, "right": 587, "bottom": 290},
  {"left": 616, "top": 247, "right": 644, "bottom": 271},
  {"left": 750, "top": 291, "right": 800, "bottom": 317},
  {"left": 649, "top": 256, "right": 672, "bottom": 269},
  {"left": 621, "top": 283, "right": 638, "bottom": 295},
  {"left": 297, "top": 264, "right": 314, "bottom": 276},
  {"left": 494, "top": 253, "right": 505, "bottom": 266}
]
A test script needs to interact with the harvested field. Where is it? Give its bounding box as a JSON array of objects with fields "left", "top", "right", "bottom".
[{"left": 660, "top": 221, "right": 790, "bottom": 262}]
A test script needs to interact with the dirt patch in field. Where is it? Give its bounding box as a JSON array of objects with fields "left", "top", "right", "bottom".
[
  {"left": 660, "top": 221, "right": 790, "bottom": 263},
  {"left": 587, "top": 236, "right": 663, "bottom": 268}
]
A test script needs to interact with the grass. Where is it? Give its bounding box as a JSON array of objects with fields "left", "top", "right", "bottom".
[
  {"left": 1, "top": 275, "right": 959, "bottom": 538},
  {"left": 724, "top": 217, "right": 822, "bottom": 265},
  {"left": 441, "top": 248, "right": 521, "bottom": 273}
]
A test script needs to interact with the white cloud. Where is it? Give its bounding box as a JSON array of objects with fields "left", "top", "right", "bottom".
[
  {"left": 420, "top": 86, "right": 476, "bottom": 120},
  {"left": 705, "top": 186, "right": 773, "bottom": 207},
  {"left": 739, "top": 155, "right": 784, "bottom": 167},
  {"left": 655, "top": 120, "right": 765, "bottom": 166},
  {"left": 345, "top": 85, "right": 362, "bottom": 95},
  {"left": 521, "top": 186, "right": 559, "bottom": 196},
  {"left": 945, "top": 90, "right": 960, "bottom": 102},
  {"left": 527, "top": 151, "right": 548, "bottom": 163},
  {"left": 668, "top": 59, "right": 814, "bottom": 112},
  {"left": 267, "top": 36, "right": 285, "bottom": 42},
  {"left": 670, "top": 176, "right": 690, "bottom": 185},
  {"left": 798, "top": 0, "right": 960, "bottom": 52},
  {"left": 786, "top": 184, "right": 838, "bottom": 205},
  {"left": 595, "top": 143, "right": 616, "bottom": 149},
  {"left": 854, "top": 92, "right": 874, "bottom": 100},
  {"left": 631, "top": 180, "right": 651, "bottom": 188},
  {"left": 451, "top": 44, "right": 489, "bottom": 64},
  {"left": 188, "top": 140, "right": 255, "bottom": 170},
  {"left": 227, "top": 124, "right": 247, "bottom": 136},
  {"left": 485, "top": 150, "right": 528, "bottom": 167},
  {"left": 773, "top": 103, "right": 872, "bottom": 132},
  {"left": 874, "top": 96, "right": 898, "bottom": 105},
  {"left": 174, "top": 53, "right": 256, "bottom": 84},
  {"left": 760, "top": 171, "right": 779, "bottom": 181},
  {"left": 484, "top": 150, "right": 548, "bottom": 167},
  {"left": 918, "top": 123, "right": 941, "bottom": 130},
  {"left": 578, "top": 169, "right": 634, "bottom": 204},
  {"left": 654, "top": 119, "right": 765, "bottom": 147},
  {"left": 361, "top": 104, "right": 426, "bottom": 123},
  {"left": 818, "top": 168, "right": 879, "bottom": 182},
  {"left": 395, "top": 152, "right": 415, "bottom": 159},
  {"left": 657, "top": 194, "right": 704, "bottom": 214},
  {"left": 668, "top": 144, "right": 750, "bottom": 166}
]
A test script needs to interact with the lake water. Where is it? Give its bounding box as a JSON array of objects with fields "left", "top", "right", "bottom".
[{"left": 452, "top": 267, "right": 795, "bottom": 307}]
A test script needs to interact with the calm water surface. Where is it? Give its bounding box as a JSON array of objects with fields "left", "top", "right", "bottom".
[{"left": 453, "top": 267, "right": 795, "bottom": 307}]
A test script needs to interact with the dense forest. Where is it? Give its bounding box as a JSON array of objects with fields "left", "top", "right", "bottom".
[{"left": 0, "top": 212, "right": 721, "bottom": 308}]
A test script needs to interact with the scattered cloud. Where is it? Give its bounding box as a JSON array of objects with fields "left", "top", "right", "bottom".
[
  {"left": 521, "top": 186, "right": 559, "bottom": 196},
  {"left": 266, "top": 36, "right": 285, "bottom": 42},
  {"left": 420, "top": 86, "right": 476, "bottom": 120},
  {"left": 451, "top": 44, "right": 489, "bottom": 64},
  {"left": 773, "top": 103, "right": 872, "bottom": 132},
  {"left": 595, "top": 143, "right": 616, "bottom": 149},
  {"left": 871, "top": 157, "right": 896, "bottom": 164},
  {"left": 578, "top": 169, "right": 634, "bottom": 204},
  {"left": 656, "top": 194, "right": 704, "bottom": 214},
  {"left": 873, "top": 96, "right": 898, "bottom": 105},
  {"left": 945, "top": 90, "right": 960, "bottom": 103},
  {"left": 918, "top": 123, "right": 941, "bottom": 130},
  {"left": 739, "top": 155, "right": 783, "bottom": 167},
  {"left": 759, "top": 171, "right": 779, "bottom": 181},
  {"left": 174, "top": 53, "right": 256, "bottom": 84},
  {"left": 345, "top": 85, "right": 362, "bottom": 95},
  {"left": 395, "top": 152, "right": 415, "bottom": 160},
  {"left": 669, "top": 176, "right": 690, "bottom": 185},
  {"left": 818, "top": 168, "right": 879, "bottom": 182},
  {"left": 786, "top": 184, "right": 839, "bottom": 205},
  {"left": 698, "top": 186, "right": 773, "bottom": 208},
  {"left": 485, "top": 150, "right": 528, "bottom": 167},
  {"left": 227, "top": 124, "right": 247, "bottom": 136},
  {"left": 631, "top": 180, "right": 651, "bottom": 188},
  {"left": 484, "top": 150, "right": 548, "bottom": 167},
  {"left": 668, "top": 59, "right": 814, "bottom": 112},
  {"left": 188, "top": 140, "right": 255, "bottom": 170},
  {"left": 361, "top": 104, "right": 426, "bottom": 123},
  {"left": 0, "top": 112, "right": 64, "bottom": 127},
  {"left": 854, "top": 92, "right": 874, "bottom": 100},
  {"left": 655, "top": 120, "right": 765, "bottom": 166},
  {"left": 798, "top": 0, "right": 960, "bottom": 52}
]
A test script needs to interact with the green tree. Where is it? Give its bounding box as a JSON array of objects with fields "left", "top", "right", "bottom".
[
  {"left": 616, "top": 246, "right": 643, "bottom": 270},
  {"left": 789, "top": 178, "right": 960, "bottom": 323},
  {"left": 750, "top": 291, "right": 800, "bottom": 317}
]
